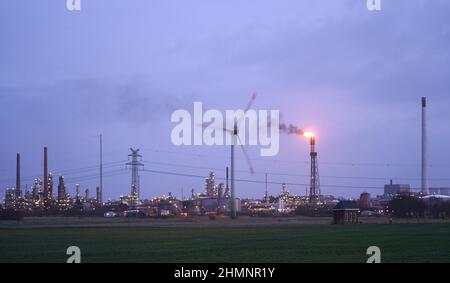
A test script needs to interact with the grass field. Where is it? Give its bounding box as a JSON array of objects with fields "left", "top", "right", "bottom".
[{"left": 1, "top": 217, "right": 450, "bottom": 263}]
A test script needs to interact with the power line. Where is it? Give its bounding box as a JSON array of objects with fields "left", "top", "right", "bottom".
[
  {"left": 64, "top": 169, "right": 129, "bottom": 185},
  {"left": 141, "top": 168, "right": 385, "bottom": 190},
  {"left": 142, "top": 148, "right": 450, "bottom": 168},
  {"left": 54, "top": 160, "right": 126, "bottom": 175},
  {"left": 0, "top": 160, "right": 126, "bottom": 186},
  {"left": 0, "top": 169, "right": 129, "bottom": 196},
  {"left": 141, "top": 160, "right": 450, "bottom": 181},
  {"left": 1, "top": 157, "right": 439, "bottom": 188}
]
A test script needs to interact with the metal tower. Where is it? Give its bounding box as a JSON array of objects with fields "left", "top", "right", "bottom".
[
  {"left": 43, "top": 147, "right": 53, "bottom": 209},
  {"left": 307, "top": 135, "right": 320, "bottom": 204},
  {"left": 126, "top": 148, "right": 144, "bottom": 200},
  {"left": 199, "top": 95, "right": 255, "bottom": 218},
  {"left": 229, "top": 94, "right": 256, "bottom": 218},
  {"left": 230, "top": 122, "right": 237, "bottom": 218}
]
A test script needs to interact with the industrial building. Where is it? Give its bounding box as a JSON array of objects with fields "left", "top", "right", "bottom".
[
  {"left": 182, "top": 172, "right": 240, "bottom": 215},
  {"left": 384, "top": 180, "right": 411, "bottom": 198},
  {"left": 428, "top": 188, "right": 450, "bottom": 196},
  {"left": 1, "top": 147, "right": 105, "bottom": 214}
]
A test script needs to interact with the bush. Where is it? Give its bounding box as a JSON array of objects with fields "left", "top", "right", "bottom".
[
  {"left": 430, "top": 201, "right": 450, "bottom": 219},
  {"left": 388, "top": 195, "right": 426, "bottom": 218}
]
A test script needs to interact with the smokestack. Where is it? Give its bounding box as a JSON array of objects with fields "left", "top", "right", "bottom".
[
  {"left": 16, "top": 153, "right": 21, "bottom": 198},
  {"left": 265, "top": 173, "right": 268, "bottom": 197},
  {"left": 44, "top": 147, "right": 48, "bottom": 197},
  {"left": 422, "top": 97, "right": 429, "bottom": 195},
  {"left": 99, "top": 134, "right": 103, "bottom": 204},
  {"left": 75, "top": 184, "right": 80, "bottom": 201},
  {"left": 226, "top": 167, "right": 229, "bottom": 190},
  {"left": 96, "top": 186, "right": 102, "bottom": 204}
]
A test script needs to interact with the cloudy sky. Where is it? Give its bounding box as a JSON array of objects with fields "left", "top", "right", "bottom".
[{"left": 1, "top": 0, "right": 450, "bottom": 200}]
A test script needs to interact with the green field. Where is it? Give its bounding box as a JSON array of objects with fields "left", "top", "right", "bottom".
[{"left": 1, "top": 221, "right": 450, "bottom": 263}]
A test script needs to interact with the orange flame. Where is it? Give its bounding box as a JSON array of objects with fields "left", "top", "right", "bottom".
[{"left": 302, "top": 131, "right": 315, "bottom": 138}]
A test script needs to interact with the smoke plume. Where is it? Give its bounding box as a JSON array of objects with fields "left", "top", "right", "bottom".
[{"left": 279, "top": 123, "right": 304, "bottom": 135}]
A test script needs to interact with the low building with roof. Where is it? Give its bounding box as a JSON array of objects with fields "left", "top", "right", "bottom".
[{"left": 333, "top": 200, "right": 360, "bottom": 225}]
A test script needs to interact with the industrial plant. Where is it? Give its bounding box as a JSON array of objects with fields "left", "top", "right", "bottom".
[{"left": 2, "top": 98, "right": 450, "bottom": 222}]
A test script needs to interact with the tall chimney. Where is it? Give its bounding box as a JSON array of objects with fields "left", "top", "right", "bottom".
[
  {"left": 44, "top": 147, "right": 48, "bottom": 198},
  {"left": 16, "top": 153, "right": 21, "bottom": 198},
  {"left": 99, "top": 134, "right": 103, "bottom": 204},
  {"left": 226, "top": 167, "right": 229, "bottom": 190},
  {"left": 75, "top": 184, "right": 80, "bottom": 201},
  {"left": 421, "top": 97, "right": 429, "bottom": 195},
  {"left": 96, "top": 186, "right": 102, "bottom": 204}
]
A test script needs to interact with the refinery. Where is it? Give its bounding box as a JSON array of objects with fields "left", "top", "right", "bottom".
[
  {"left": 2, "top": 0, "right": 450, "bottom": 267},
  {"left": 2, "top": 97, "right": 450, "bottom": 223}
]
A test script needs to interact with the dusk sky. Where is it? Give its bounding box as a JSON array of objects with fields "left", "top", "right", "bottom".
[{"left": 1, "top": 0, "right": 450, "bottom": 200}]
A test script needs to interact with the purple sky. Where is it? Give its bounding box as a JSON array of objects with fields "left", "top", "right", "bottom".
[{"left": 1, "top": 0, "right": 450, "bottom": 200}]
